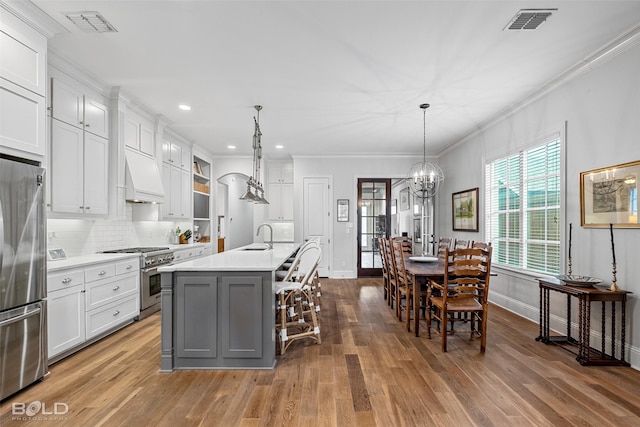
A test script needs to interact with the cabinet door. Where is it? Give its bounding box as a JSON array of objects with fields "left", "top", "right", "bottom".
[
  {"left": 83, "top": 95, "right": 109, "bottom": 138},
  {"left": 124, "top": 116, "right": 140, "bottom": 150},
  {"left": 180, "top": 168, "right": 191, "bottom": 218},
  {"left": 267, "top": 182, "right": 283, "bottom": 221},
  {"left": 170, "top": 165, "right": 182, "bottom": 218},
  {"left": 180, "top": 145, "right": 191, "bottom": 171},
  {"left": 83, "top": 133, "right": 109, "bottom": 215},
  {"left": 219, "top": 276, "right": 263, "bottom": 358},
  {"left": 48, "top": 284, "right": 86, "bottom": 358},
  {"left": 51, "top": 79, "right": 83, "bottom": 128},
  {"left": 50, "top": 119, "right": 84, "bottom": 214},
  {"left": 0, "top": 81, "right": 46, "bottom": 157},
  {"left": 176, "top": 275, "right": 217, "bottom": 358},
  {"left": 161, "top": 138, "right": 172, "bottom": 164},
  {"left": 139, "top": 121, "right": 154, "bottom": 157},
  {"left": 280, "top": 183, "right": 294, "bottom": 220},
  {"left": 161, "top": 162, "right": 172, "bottom": 218}
]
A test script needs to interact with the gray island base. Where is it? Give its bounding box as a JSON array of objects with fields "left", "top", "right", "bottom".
[{"left": 158, "top": 243, "right": 299, "bottom": 371}]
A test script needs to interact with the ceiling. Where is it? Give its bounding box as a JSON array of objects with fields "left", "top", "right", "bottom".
[{"left": 30, "top": 1, "right": 640, "bottom": 159}]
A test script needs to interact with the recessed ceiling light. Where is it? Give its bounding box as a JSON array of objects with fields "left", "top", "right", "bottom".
[
  {"left": 227, "top": 145, "right": 236, "bottom": 149},
  {"left": 275, "top": 145, "right": 284, "bottom": 149},
  {"left": 178, "top": 104, "right": 191, "bottom": 111}
]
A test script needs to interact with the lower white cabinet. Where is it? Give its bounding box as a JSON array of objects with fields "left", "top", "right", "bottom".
[
  {"left": 172, "top": 244, "right": 212, "bottom": 264},
  {"left": 47, "top": 284, "right": 86, "bottom": 357},
  {"left": 47, "top": 257, "right": 140, "bottom": 361}
]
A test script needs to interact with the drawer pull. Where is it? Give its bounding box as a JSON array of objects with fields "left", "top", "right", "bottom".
[
  {"left": 113, "top": 286, "right": 120, "bottom": 291},
  {"left": 98, "top": 270, "right": 107, "bottom": 276},
  {"left": 61, "top": 278, "right": 72, "bottom": 284},
  {"left": 113, "top": 310, "right": 120, "bottom": 316},
  {"left": 126, "top": 265, "right": 133, "bottom": 270}
]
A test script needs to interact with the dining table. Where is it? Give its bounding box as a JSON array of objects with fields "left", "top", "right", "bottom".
[{"left": 404, "top": 257, "right": 446, "bottom": 337}]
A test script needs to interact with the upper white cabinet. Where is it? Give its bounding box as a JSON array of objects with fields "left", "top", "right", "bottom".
[
  {"left": 51, "top": 78, "right": 109, "bottom": 139},
  {"left": 125, "top": 111, "right": 154, "bottom": 157},
  {"left": 162, "top": 137, "right": 191, "bottom": 170},
  {"left": 161, "top": 162, "right": 191, "bottom": 219},
  {"left": 267, "top": 163, "right": 294, "bottom": 221},
  {"left": 50, "top": 119, "right": 108, "bottom": 215},
  {"left": 0, "top": 10, "right": 47, "bottom": 158}
]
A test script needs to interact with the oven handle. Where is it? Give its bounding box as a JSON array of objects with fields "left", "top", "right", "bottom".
[{"left": 141, "top": 267, "right": 159, "bottom": 275}]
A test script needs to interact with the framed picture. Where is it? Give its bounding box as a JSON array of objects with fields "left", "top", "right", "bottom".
[
  {"left": 580, "top": 160, "right": 639, "bottom": 228},
  {"left": 452, "top": 187, "right": 479, "bottom": 231},
  {"left": 413, "top": 218, "right": 422, "bottom": 243},
  {"left": 337, "top": 199, "right": 349, "bottom": 222},
  {"left": 399, "top": 188, "right": 410, "bottom": 211}
]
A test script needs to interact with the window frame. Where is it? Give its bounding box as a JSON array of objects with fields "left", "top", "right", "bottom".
[{"left": 484, "top": 127, "right": 566, "bottom": 276}]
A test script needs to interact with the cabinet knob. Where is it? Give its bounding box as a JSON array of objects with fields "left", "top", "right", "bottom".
[
  {"left": 61, "top": 278, "right": 72, "bottom": 284},
  {"left": 126, "top": 265, "right": 132, "bottom": 270},
  {"left": 113, "top": 310, "right": 120, "bottom": 316},
  {"left": 79, "top": 121, "right": 84, "bottom": 125},
  {"left": 85, "top": 206, "right": 91, "bottom": 210},
  {"left": 98, "top": 270, "right": 107, "bottom": 276},
  {"left": 113, "top": 286, "right": 120, "bottom": 291},
  {"left": 85, "top": 123, "right": 91, "bottom": 128}
]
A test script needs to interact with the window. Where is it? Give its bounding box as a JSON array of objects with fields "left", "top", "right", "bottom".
[{"left": 485, "top": 135, "right": 561, "bottom": 274}]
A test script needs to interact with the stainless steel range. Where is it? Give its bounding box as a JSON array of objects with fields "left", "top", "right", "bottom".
[{"left": 102, "top": 247, "right": 174, "bottom": 319}]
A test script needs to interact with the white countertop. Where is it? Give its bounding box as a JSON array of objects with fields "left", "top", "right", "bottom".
[
  {"left": 47, "top": 253, "right": 140, "bottom": 272},
  {"left": 158, "top": 243, "right": 299, "bottom": 272}
]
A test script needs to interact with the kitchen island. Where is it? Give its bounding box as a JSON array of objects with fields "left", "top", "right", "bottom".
[{"left": 157, "top": 243, "right": 299, "bottom": 371}]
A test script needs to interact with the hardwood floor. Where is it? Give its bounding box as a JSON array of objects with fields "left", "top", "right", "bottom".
[{"left": 2, "top": 278, "right": 640, "bottom": 426}]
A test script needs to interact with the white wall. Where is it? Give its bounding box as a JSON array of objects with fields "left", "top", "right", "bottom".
[
  {"left": 291, "top": 155, "right": 422, "bottom": 278},
  {"left": 437, "top": 40, "right": 640, "bottom": 367}
]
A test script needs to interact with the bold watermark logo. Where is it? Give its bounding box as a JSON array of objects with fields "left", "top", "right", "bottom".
[{"left": 11, "top": 401, "right": 68, "bottom": 421}]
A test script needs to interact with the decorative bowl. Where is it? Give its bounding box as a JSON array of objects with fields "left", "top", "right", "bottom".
[
  {"left": 409, "top": 256, "right": 439, "bottom": 263},
  {"left": 556, "top": 275, "right": 602, "bottom": 287}
]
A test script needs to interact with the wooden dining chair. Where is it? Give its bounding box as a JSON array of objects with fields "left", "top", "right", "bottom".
[
  {"left": 426, "top": 245, "right": 493, "bottom": 352},
  {"left": 384, "top": 238, "right": 397, "bottom": 309},
  {"left": 391, "top": 236, "right": 413, "bottom": 255},
  {"left": 378, "top": 237, "right": 391, "bottom": 303},
  {"left": 436, "top": 237, "right": 452, "bottom": 259},
  {"left": 391, "top": 240, "right": 427, "bottom": 332},
  {"left": 453, "top": 238, "right": 471, "bottom": 250}
]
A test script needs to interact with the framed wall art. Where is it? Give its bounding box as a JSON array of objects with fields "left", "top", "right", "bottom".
[
  {"left": 337, "top": 199, "right": 349, "bottom": 222},
  {"left": 399, "top": 188, "right": 410, "bottom": 211},
  {"left": 452, "top": 187, "right": 479, "bottom": 232},
  {"left": 580, "top": 160, "right": 639, "bottom": 228}
]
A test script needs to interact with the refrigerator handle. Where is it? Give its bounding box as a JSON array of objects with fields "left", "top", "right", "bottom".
[
  {"left": 0, "top": 195, "right": 4, "bottom": 272},
  {"left": 0, "top": 306, "right": 42, "bottom": 327}
]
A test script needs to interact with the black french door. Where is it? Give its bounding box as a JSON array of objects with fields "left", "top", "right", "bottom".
[{"left": 357, "top": 178, "right": 391, "bottom": 277}]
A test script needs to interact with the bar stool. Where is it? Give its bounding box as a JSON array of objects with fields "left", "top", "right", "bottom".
[{"left": 274, "top": 244, "right": 322, "bottom": 354}]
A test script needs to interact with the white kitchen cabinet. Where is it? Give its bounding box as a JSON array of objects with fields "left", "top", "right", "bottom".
[
  {"left": 267, "top": 163, "right": 294, "bottom": 221},
  {"left": 268, "top": 182, "right": 294, "bottom": 221},
  {"left": 162, "top": 137, "right": 191, "bottom": 170},
  {"left": 47, "top": 284, "right": 86, "bottom": 358},
  {"left": 161, "top": 163, "right": 191, "bottom": 219},
  {"left": 51, "top": 78, "right": 109, "bottom": 139},
  {"left": 268, "top": 164, "right": 294, "bottom": 184},
  {"left": 50, "top": 119, "right": 108, "bottom": 215},
  {"left": 125, "top": 112, "right": 154, "bottom": 157},
  {"left": 47, "top": 257, "right": 139, "bottom": 362},
  {"left": 0, "top": 11, "right": 47, "bottom": 158},
  {"left": 172, "top": 245, "right": 211, "bottom": 264}
]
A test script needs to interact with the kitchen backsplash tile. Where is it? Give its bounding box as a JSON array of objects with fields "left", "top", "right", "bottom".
[{"left": 48, "top": 216, "right": 192, "bottom": 256}]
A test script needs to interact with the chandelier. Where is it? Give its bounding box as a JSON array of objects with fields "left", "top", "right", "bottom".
[
  {"left": 239, "top": 105, "right": 269, "bottom": 204},
  {"left": 407, "top": 103, "right": 444, "bottom": 199}
]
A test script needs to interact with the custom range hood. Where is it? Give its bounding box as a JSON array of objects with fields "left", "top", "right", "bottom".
[{"left": 124, "top": 148, "right": 165, "bottom": 203}]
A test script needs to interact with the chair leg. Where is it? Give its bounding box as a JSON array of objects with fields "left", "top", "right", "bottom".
[{"left": 442, "top": 308, "right": 448, "bottom": 352}]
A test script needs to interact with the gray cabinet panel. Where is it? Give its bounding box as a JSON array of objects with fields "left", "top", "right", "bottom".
[
  {"left": 220, "top": 276, "right": 262, "bottom": 358},
  {"left": 176, "top": 275, "right": 217, "bottom": 358}
]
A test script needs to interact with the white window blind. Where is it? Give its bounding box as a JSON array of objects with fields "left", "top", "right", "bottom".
[{"left": 485, "top": 137, "right": 561, "bottom": 274}]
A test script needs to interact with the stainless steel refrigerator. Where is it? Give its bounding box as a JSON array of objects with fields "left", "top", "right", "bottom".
[{"left": 0, "top": 154, "right": 47, "bottom": 401}]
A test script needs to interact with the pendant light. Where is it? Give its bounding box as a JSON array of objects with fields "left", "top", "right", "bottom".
[
  {"left": 407, "top": 103, "right": 444, "bottom": 255},
  {"left": 239, "top": 105, "right": 269, "bottom": 204}
]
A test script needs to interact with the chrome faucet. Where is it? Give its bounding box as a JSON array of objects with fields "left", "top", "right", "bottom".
[{"left": 256, "top": 223, "right": 273, "bottom": 249}]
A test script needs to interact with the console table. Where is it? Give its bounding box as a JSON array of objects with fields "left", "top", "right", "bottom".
[{"left": 536, "top": 277, "right": 630, "bottom": 366}]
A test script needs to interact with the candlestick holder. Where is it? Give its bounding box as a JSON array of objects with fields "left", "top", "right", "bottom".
[
  {"left": 567, "top": 257, "right": 572, "bottom": 275},
  {"left": 610, "top": 262, "right": 618, "bottom": 291}
]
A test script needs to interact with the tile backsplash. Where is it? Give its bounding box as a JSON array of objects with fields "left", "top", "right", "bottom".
[{"left": 47, "top": 217, "right": 193, "bottom": 256}]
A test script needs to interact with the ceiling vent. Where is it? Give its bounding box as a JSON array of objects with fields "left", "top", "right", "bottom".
[
  {"left": 504, "top": 9, "right": 556, "bottom": 30},
  {"left": 64, "top": 12, "right": 117, "bottom": 33}
]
